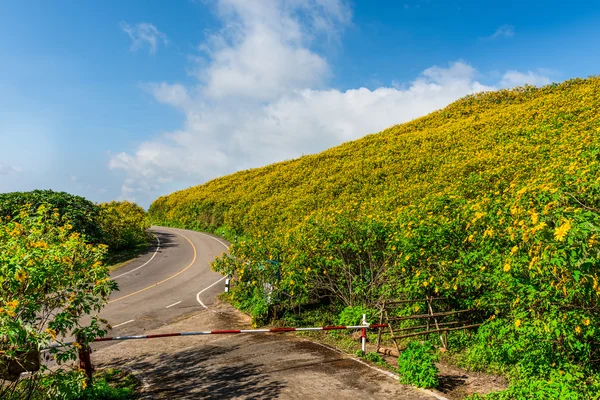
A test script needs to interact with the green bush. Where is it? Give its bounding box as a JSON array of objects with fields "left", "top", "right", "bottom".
[
  {"left": 0, "top": 190, "right": 103, "bottom": 243},
  {"left": 336, "top": 305, "right": 375, "bottom": 326},
  {"left": 98, "top": 201, "right": 149, "bottom": 252},
  {"left": 469, "top": 366, "right": 600, "bottom": 400},
  {"left": 398, "top": 341, "right": 440, "bottom": 389}
]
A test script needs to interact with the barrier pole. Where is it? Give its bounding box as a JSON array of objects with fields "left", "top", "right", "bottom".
[{"left": 361, "top": 314, "right": 367, "bottom": 354}]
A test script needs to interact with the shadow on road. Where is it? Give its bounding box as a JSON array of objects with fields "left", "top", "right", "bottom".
[
  {"left": 153, "top": 231, "right": 180, "bottom": 251},
  {"left": 106, "top": 344, "right": 286, "bottom": 399}
]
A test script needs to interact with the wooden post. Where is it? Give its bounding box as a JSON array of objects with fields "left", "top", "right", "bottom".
[
  {"left": 77, "top": 335, "right": 93, "bottom": 388},
  {"left": 376, "top": 301, "right": 385, "bottom": 351},
  {"left": 427, "top": 296, "right": 445, "bottom": 350}
]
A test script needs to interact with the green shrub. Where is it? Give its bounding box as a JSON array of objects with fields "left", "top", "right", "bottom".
[
  {"left": 470, "top": 366, "right": 600, "bottom": 400},
  {"left": 0, "top": 190, "right": 103, "bottom": 243},
  {"left": 98, "top": 201, "right": 149, "bottom": 252},
  {"left": 398, "top": 341, "right": 440, "bottom": 389},
  {"left": 336, "top": 305, "right": 375, "bottom": 326}
]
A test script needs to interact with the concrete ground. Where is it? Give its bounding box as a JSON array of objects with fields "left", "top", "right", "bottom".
[{"left": 92, "top": 302, "right": 445, "bottom": 400}]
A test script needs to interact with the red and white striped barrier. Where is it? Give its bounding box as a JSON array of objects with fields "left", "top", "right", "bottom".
[{"left": 45, "top": 322, "right": 388, "bottom": 349}]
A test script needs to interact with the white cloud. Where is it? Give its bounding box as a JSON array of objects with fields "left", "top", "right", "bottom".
[
  {"left": 485, "top": 24, "right": 515, "bottom": 40},
  {"left": 109, "top": 0, "right": 551, "bottom": 205},
  {"left": 121, "top": 22, "right": 168, "bottom": 54},
  {"left": 501, "top": 70, "right": 552, "bottom": 87},
  {"left": 0, "top": 163, "right": 22, "bottom": 176},
  {"left": 195, "top": 0, "right": 349, "bottom": 101}
]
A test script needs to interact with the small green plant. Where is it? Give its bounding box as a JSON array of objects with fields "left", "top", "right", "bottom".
[
  {"left": 471, "top": 365, "right": 600, "bottom": 400},
  {"left": 336, "top": 305, "right": 374, "bottom": 326},
  {"left": 398, "top": 341, "right": 439, "bottom": 389}
]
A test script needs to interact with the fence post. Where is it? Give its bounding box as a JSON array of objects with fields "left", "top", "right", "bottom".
[
  {"left": 361, "top": 314, "right": 367, "bottom": 354},
  {"left": 225, "top": 277, "right": 231, "bottom": 293},
  {"left": 77, "top": 334, "right": 93, "bottom": 388}
]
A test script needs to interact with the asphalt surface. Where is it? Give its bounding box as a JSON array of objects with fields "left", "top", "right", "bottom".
[{"left": 99, "top": 226, "right": 229, "bottom": 343}]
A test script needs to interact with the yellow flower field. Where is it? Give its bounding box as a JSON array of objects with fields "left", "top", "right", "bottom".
[{"left": 150, "top": 77, "right": 600, "bottom": 390}]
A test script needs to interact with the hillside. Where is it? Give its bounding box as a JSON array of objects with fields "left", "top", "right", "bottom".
[{"left": 150, "top": 77, "right": 600, "bottom": 396}]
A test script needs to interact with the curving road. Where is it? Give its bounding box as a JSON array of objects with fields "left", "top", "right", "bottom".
[{"left": 100, "top": 226, "right": 229, "bottom": 340}]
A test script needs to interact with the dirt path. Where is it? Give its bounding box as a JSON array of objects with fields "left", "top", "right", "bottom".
[{"left": 92, "top": 302, "right": 444, "bottom": 399}]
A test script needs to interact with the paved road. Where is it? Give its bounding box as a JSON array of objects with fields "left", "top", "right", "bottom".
[
  {"left": 100, "top": 226, "right": 229, "bottom": 342},
  {"left": 92, "top": 226, "right": 444, "bottom": 399}
]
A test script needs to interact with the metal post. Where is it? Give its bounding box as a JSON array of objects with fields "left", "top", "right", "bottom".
[
  {"left": 361, "top": 314, "right": 367, "bottom": 354},
  {"left": 225, "top": 278, "right": 230, "bottom": 293}
]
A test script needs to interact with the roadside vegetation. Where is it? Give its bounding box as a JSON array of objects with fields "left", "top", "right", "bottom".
[
  {"left": 149, "top": 77, "right": 600, "bottom": 398},
  {"left": 0, "top": 190, "right": 148, "bottom": 398}
]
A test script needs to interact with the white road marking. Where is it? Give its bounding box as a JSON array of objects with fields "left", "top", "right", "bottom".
[
  {"left": 113, "top": 319, "right": 135, "bottom": 328},
  {"left": 112, "top": 234, "right": 161, "bottom": 280},
  {"left": 196, "top": 232, "right": 230, "bottom": 250},
  {"left": 196, "top": 276, "right": 228, "bottom": 309},
  {"left": 165, "top": 301, "right": 182, "bottom": 309}
]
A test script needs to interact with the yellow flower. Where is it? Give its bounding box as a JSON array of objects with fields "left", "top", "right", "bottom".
[
  {"left": 503, "top": 263, "right": 511, "bottom": 272},
  {"left": 15, "top": 270, "right": 27, "bottom": 283},
  {"left": 46, "top": 328, "right": 57, "bottom": 340},
  {"left": 575, "top": 326, "right": 582, "bottom": 334},
  {"left": 554, "top": 220, "right": 572, "bottom": 241},
  {"left": 583, "top": 318, "right": 591, "bottom": 326},
  {"left": 515, "top": 319, "right": 522, "bottom": 328},
  {"left": 510, "top": 246, "right": 519, "bottom": 255}
]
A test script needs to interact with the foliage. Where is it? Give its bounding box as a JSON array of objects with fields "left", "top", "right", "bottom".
[
  {"left": 336, "top": 305, "right": 375, "bottom": 326},
  {"left": 2, "top": 369, "right": 138, "bottom": 400},
  {"left": 397, "top": 341, "right": 439, "bottom": 388},
  {"left": 149, "top": 77, "right": 600, "bottom": 391},
  {"left": 468, "top": 366, "right": 600, "bottom": 400},
  {"left": 81, "top": 369, "right": 138, "bottom": 400},
  {"left": 0, "top": 205, "right": 116, "bottom": 399},
  {"left": 98, "top": 201, "right": 149, "bottom": 252},
  {"left": 0, "top": 190, "right": 103, "bottom": 243},
  {"left": 0, "top": 191, "right": 149, "bottom": 257}
]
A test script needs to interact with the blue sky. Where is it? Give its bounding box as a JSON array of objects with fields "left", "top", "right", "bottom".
[{"left": 1, "top": 0, "right": 599, "bottom": 207}]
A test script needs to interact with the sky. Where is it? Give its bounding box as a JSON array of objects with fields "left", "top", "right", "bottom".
[{"left": 1, "top": 0, "right": 599, "bottom": 208}]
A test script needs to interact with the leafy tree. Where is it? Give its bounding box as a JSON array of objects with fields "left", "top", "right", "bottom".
[
  {"left": 0, "top": 205, "right": 117, "bottom": 399},
  {"left": 0, "top": 190, "right": 103, "bottom": 244},
  {"left": 98, "top": 201, "right": 149, "bottom": 252}
]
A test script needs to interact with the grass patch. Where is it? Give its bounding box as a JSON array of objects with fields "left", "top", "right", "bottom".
[
  {"left": 104, "top": 234, "right": 154, "bottom": 272},
  {"left": 82, "top": 368, "right": 139, "bottom": 400}
]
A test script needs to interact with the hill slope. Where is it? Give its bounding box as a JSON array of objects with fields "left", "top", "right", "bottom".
[{"left": 150, "top": 77, "right": 600, "bottom": 394}]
